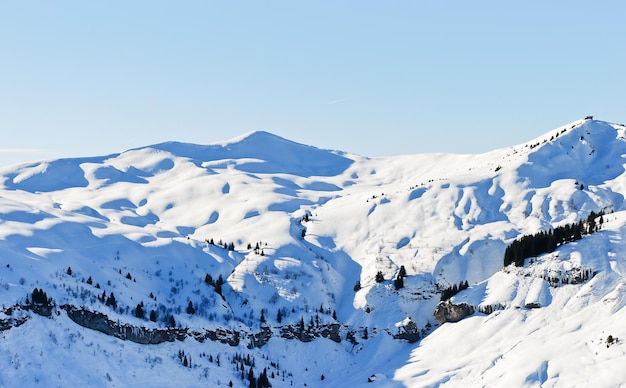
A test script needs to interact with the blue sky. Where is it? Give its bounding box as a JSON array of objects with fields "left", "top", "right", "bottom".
[{"left": 1, "top": 1, "right": 624, "bottom": 167}]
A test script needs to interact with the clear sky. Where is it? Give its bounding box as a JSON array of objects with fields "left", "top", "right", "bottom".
[{"left": 1, "top": 1, "right": 625, "bottom": 167}]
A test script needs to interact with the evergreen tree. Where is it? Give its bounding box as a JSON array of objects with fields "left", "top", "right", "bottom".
[
  {"left": 149, "top": 309, "right": 157, "bottom": 322},
  {"left": 186, "top": 300, "right": 196, "bottom": 315},
  {"left": 375, "top": 271, "right": 384, "bottom": 283},
  {"left": 258, "top": 368, "right": 271, "bottom": 388},
  {"left": 66, "top": 266, "right": 72, "bottom": 276},
  {"left": 215, "top": 279, "right": 222, "bottom": 296},
  {"left": 398, "top": 265, "right": 407, "bottom": 278},
  {"left": 276, "top": 309, "right": 283, "bottom": 324},
  {"left": 32, "top": 288, "right": 49, "bottom": 305},
  {"left": 105, "top": 292, "right": 117, "bottom": 309},
  {"left": 248, "top": 367, "right": 256, "bottom": 388},
  {"left": 503, "top": 211, "right": 604, "bottom": 267},
  {"left": 135, "top": 303, "right": 144, "bottom": 319},
  {"left": 394, "top": 275, "right": 404, "bottom": 290}
]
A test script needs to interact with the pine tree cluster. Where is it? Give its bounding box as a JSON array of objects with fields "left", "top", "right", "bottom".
[
  {"left": 504, "top": 211, "right": 605, "bottom": 267},
  {"left": 204, "top": 273, "right": 224, "bottom": 297},
  {"left": 206, "top": 238, "right": 236, "bottom": 251},
  {"left": 31, "top": 288, "right": 50, "bottom": 305},
  {"left": 440, "top": 280, "right": 469, "bottom": 301}
]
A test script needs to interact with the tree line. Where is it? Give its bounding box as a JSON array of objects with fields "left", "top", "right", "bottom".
[{"left": 504, "top": 210, "right": 605, "bottom": 267}]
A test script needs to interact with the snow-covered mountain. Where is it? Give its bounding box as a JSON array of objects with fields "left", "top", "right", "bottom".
[{"left": 2, "top": 118, "right": 626, "bottom": 387}]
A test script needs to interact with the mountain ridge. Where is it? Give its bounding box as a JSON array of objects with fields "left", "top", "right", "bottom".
[{"left": 1, "top": 118, "right": 626, "bottom": 387}]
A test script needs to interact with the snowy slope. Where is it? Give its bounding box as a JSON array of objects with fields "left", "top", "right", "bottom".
[{"left": 1, "top": 119, "right": 626, "bottom": 386}]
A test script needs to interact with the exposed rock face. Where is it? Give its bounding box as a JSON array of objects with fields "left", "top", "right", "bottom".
[
  {"left": 24, "top": 303, "right": 53, "bottom": 317},
  {"left": 279, "top": 323, "right": 341, "bottom": 343},
  {"left": 2, "top": 303, "right": 401, "bottom": 348},
  {"left": 434, "top": 301, "right": 475, "bottom": 324},
  {"left": 63, "top": 305, "right": 187, "bottom": 344},
  {"left": 247, "top": 326, "right": 272, "bottom": 348},
  {"left": 62, "top": 305, "right": 344, "bottom": 347},
  {"left": 393, "top": 319, "right": 420, "bottom": 343},
  {"left": 192, "top": 328, "right": 241, "bottom": 346},
  {"left": 0, "top": 316, "right": 28, "bottom": 332}
]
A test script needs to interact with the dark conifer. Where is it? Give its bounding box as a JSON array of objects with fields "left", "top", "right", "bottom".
[
  {"left": 248, "top": 367, "right": 256, "bottom": 388},
  {"left": 504, "top": 211, "right": 604, "bottom": 267},
  {"left": 135, "top": 303, "right": 144, "bottom": 319},
  {"left": 398, "top": 265, "right": 407, "bottom": 278},
  {"left": 394, "top": 275, "right": 404, "bottom": 290},
  {"left": 215, "top": 275, "right": 224, "bottom": 297},
  {"left": 105, "top": 292, "right": 117, "bottom": 309},
  {"left": 186, "top": 300, "right": 196, "bottom": 315}
]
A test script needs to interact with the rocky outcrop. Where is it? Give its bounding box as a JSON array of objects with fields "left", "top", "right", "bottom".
[
  {"left": 393, "top": 318, "right": 420, "bottom": 343},
  {"left": 62, "top": 305, "right": 187, "bottom": 344},
  {"left": 247, "top": 326, "right": 272, "bottom": 348},
  {"left": 279, "top": 323, "right": 341, "bottom": 343},
  {"left": 192, "top": 328, "right": 241, "bottom": 346},
  {"left": 434, "top": 300, "right": 475, "bottom": 324},
  {"left": 24, "top": 303, "right": 53, "bottom": 317},
  {"left": 0, "top": 316, "right": 28, "bottom": 332},
  {"left": 61, "top": 305, "right": 345, "bottom": 347},
  {"left": 2, "top": 303, "right": 407, "bottom": 349}
]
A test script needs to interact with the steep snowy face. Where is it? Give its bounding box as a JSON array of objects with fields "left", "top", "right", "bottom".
[
  {"left": 310, "top": 120, "right": 626, "bottom": 293},
  {"left": 1, "top": 119, "right": 626, "bottom": 386}
]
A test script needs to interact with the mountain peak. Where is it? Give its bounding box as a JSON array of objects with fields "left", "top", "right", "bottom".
[
  {"left": 145, "top": 131, "right": 354, "bottom": 177},
  {"left": 221, "top": 130, "right": 289, "bottom": 146}
]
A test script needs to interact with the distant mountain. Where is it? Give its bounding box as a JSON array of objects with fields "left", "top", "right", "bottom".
[{"left": 1, "top": 118, "right": 626, "bottom": 387}]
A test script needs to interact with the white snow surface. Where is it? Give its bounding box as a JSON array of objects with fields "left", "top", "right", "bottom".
[{"left": 1, "top": 120, "right": 626, "bottom": 386}]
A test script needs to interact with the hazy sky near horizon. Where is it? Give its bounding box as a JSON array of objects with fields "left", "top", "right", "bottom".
[{"left": 1, "top": 1, "right": 625, "bottom": 167}]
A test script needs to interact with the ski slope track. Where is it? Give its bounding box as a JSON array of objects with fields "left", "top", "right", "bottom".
[{"left": 1, "top": 119, "right": 626, "bottom": 387}]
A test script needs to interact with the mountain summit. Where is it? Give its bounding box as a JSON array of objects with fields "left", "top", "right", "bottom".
[
  {"left": 1, "top": 118, "right": 626, "bottom": 386},
  {"left": 142, "top": 130, "right": 354, "bottom": 177}
]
